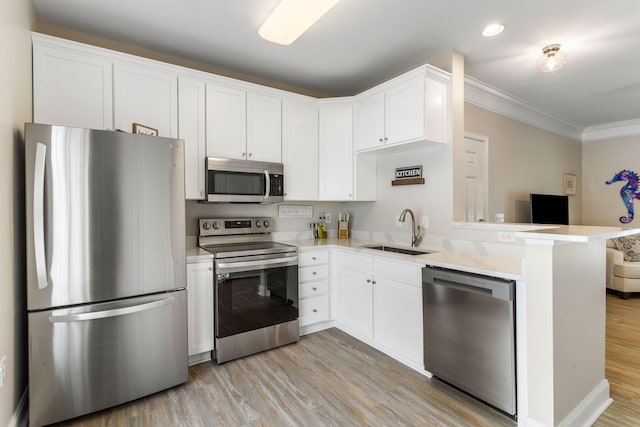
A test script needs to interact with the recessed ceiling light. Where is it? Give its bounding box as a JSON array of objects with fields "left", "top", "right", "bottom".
[
  {"left": 482, "top": 24, "right": 504, "bottom": 37},
  {"left": 259, "top": 0, "right": 340, "bottom": 46}
]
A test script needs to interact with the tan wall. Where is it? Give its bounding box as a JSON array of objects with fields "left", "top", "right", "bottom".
[
  {"left": 582, "top": 135, "right": 640, "bottom": 226},
  {"left": 0, "top": 1, "right": 36, "bottom": 424},
  {"left": 465, "top": 103, "right": 583, "bottom": 224}
]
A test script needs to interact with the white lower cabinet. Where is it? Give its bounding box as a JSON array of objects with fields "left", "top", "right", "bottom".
[
  {"left": 298, "top": 250, "right": 331, "bottom": 330},
  {"left": 335, "top": 250, "right": 423, "bottom": 369},
  {"left": 187, "top": 259, "right": 214, "bottom": 364}
]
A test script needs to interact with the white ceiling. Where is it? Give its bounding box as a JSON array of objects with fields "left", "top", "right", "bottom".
[{"left": 33, "top": 0, "right": 640, "bottom": 131}]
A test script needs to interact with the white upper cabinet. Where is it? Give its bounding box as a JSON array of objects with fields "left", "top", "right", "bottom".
[
  {"left": 205, "top": 84, "right": 247, "bottom": 160},
  {"left": 178, "top": 76, "right": 206, "bottom": 200},
  {"left": 247, "top": 93, "right": 282, "bottom": 163},
  {"left": 205, "top": 85, "right": 283, "bottom": 163},
  {"left": 319, "top": 100, "right": 354, "bottom": 201},
  {"left": 354, "top": 65, "right": 450, "bottom": 153},
  {"left": 33, "top": 37, "right": 113, "bottom": 130},
  {"left": 282, "top": 99, "right": 319, "bottom": 200},
  {"left": 113, "top": 61, "right": 178, "bottom": 137}
]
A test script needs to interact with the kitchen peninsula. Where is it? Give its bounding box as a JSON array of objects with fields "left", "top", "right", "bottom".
[{"left": 270, "top": 224, "right": 640, "bottom": 427}]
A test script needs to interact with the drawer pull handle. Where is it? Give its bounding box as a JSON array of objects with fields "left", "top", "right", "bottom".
[
  {"left": 312, "top": 257, "right": 317, "bottom": 260},
  {"left": 313, "top": 309, "right": 317, "bottom": 313},
  {"left": 312, "top": 271, "right": 317, "bottom": 275},
  {"left": 312, "top": 287, "right": 317, "bottom": 291}
]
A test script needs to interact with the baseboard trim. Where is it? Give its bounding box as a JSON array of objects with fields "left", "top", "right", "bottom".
[
  {"left": 8, "top": 387, "right": 28, "bottom": 427},
  {"left": 558, "top": 379, "right": 612, "bottom": 427}
]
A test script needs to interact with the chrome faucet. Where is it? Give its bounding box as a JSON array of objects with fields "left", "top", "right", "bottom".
[{"left": 399, "top": 208, "right": 423, "bottom": 247}]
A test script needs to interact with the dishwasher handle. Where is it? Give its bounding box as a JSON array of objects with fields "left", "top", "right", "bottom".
[{"left": 423, "top": 267, "right": 514, "bottom": 301}]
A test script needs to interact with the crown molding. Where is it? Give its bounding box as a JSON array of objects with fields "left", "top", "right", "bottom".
[
  {"left": 464, "top": 75, "right": 640, "bottom": 143},
  {"left": 464, "top": 75, "right": 584, "bottom": 141},
  {"left": 582, "top": 118, "right": 640, "bottom": 142}
]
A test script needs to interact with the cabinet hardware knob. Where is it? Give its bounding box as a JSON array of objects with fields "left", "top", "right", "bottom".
[
  {"left": 366, "top": 279, "right": 371, "bottom": 283},
  {"left": 248, "top": 153, "right": 253, "bottom": 157},
  {"left": 312, "top": 257, "right": 317, "bottom": 260},
  {"left": 242, "top": 152, "right": 246, "bottom": 157},
  {"left": 312, "top": 271, "right": 317, "bottom": 275},
  {"left": 208, "top": 267, "right": 213, "bottom": 271},
  {"left": 312, "top": 287, "right": 317, "bottom": 291},
  {"left": 384, "top": 137, "right": 388, "bottom": 141},
  {"left": 379, "top": 138, "right": 383, "bottom": 142},
  {"left": 372, "top": 280, "right": 376, "bottom": 284},
  {"left": 313, "top": 309, "right": 317, "bottom": 313}
]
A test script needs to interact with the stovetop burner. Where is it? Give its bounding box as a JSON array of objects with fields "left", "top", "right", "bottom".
[{"left": 198, "top": 217, "right": 296, "bottom": 259}]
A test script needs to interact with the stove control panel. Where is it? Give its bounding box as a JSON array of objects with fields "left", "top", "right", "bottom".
[{"left": 199, "top": 217, "right": 273, "bottom": 236}]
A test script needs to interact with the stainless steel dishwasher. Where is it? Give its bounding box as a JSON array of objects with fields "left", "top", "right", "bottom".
[{"left": 422, "top": 266, "right": 516, "bottom": 418}]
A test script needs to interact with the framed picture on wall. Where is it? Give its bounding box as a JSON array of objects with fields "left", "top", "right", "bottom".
[
  {"left": 132, "top": 123, "right": 158, "bottom": 136},
  {"left": 564, "top": 172, "right": 577, "bottom": 195}
]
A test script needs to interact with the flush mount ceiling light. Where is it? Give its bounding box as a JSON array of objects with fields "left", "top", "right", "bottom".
[
  {"left": 536, "top": 43, "right": 568, "bottom": 72},
  {"left": 482, "top": 24, "right": 504, "bottom": 37},
  {"left": 259, "top": 0, "right": 341, "bottom": 46}
]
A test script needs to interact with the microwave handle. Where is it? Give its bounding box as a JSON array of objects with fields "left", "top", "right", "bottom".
[{"left": 264, "top": 170, "right": 270, "bottom": 200}]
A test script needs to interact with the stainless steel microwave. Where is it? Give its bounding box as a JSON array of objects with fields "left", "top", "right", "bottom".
[{"left": 206, "top": 157, "right": 284, "bottom": 203}]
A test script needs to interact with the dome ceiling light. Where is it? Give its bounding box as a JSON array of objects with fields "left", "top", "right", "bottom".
[{"left": 536, "top": 43, "right": 567, "bottom": 72}]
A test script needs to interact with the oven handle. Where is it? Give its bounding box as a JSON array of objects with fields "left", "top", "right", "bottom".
[{"left": 216, "top": 256, "right": 297, "bottom": 274}]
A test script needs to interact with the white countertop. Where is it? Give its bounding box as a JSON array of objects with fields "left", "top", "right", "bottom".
[
  {"left": 514, "top": 225, "right": 640, "bottom": 242},
  {"left": 276, "top": 238, "right": 523, "bottom": 280},
  {"left": 186, "top": 246, "right": 213, "bottom": 263}
]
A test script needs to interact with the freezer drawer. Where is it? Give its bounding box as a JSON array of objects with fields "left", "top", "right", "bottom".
[{"left": 28, "top": 290, "right": 188, "bottom": 426}]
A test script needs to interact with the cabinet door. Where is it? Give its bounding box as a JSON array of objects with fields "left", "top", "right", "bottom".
[
  {"left": 354, "top": 92, "right": 384, "bottom": 152},
  {"left": 336, "top": 267, "right": 373, "bottom": 339},
  {"left": 205, "top": 84, "right": 246, "bottom": 160},
  {"left": 318, "top": 101, "right": 354, "bottom": 201},
  {"left": 282, "top": 100, "right": 318, "bottom": 200},
  {"left": 33, "top": 43, "right": 113, "bottom": 130},
  {"left": 385, "top": 76, "right": 425, "bottom": 145},
  {"left": 425, "top": 75, "right": 449, "bottom": 143},
  {"left": 247, "top": 93, "right": 282, "bottom": 162},
  {"left": 187, "top": 261, "right": 214, "bottom": 356},
  {"left": 178, "top": 76, "right": 206, "bottom": 200},
  {"left": 113, "top": 62, "right": 178, "bottom": 137},
  {"left": 373, "top": 276, "right": 423, "bottom": 366}
]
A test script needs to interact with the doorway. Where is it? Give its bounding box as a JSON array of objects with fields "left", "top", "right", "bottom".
[{"left": 463, "top": 132, "right": 488, "bottom": 222}]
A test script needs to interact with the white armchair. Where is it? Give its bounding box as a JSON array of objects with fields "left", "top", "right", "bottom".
[{"left": 606, "top": 240, "right": 640, "bottom": 299}]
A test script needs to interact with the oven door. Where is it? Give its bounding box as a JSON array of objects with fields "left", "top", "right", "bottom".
[{"left": 215, "top": 254, "right": 298, "bottom": 338}]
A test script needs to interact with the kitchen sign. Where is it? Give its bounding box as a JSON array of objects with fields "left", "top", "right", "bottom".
[{"left": 392, "top": 165, "right": 425, "bottom": 186}]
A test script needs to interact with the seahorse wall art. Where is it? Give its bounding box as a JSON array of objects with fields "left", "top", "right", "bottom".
[{"left": 606, "top": 169, "right": 640, "bottom": 224}]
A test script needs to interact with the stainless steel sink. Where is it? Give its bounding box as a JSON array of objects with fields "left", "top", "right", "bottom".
[{"left": 362, "top": 244, "right": 434, "bottom": 256}]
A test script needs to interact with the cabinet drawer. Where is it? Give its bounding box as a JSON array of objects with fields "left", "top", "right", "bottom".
[
  {"left": 334, "top": 251, "right": 373, "bottom": 271},
  {"left": 374, "top": 258, "right": 421, "bottom": 285},
  {"left": 299, "top": 251, "right": 329, "bottom": 266},
  {"left": 300, "top": 280, "right": 329, "bottom": 299},
  {"left": 300, "top": 294, "right": 330, "bottom": 326},
  {"left": 299, "top": 264, "right": 329, "bottom": 282}
]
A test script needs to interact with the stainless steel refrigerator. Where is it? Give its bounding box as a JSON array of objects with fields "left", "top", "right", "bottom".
[{"left": 25, "top": 123, "right": 188, "bottom": 426}]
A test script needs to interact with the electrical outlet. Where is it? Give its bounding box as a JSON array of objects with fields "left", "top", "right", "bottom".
[
  {"left": 324, "top": 212, "right": 332, "bottom": 224},
  {"left": 0, "top": 355, "right": 6, "bottom": 388},
  {"left": 421, "top": 216, "right": 429, "bottom": 229},
  {"left": 498, "top": 232, "right": 515, "bottom": 242},
  {"left": 395, "top": 215, "right": 403, "bottom": 227}
]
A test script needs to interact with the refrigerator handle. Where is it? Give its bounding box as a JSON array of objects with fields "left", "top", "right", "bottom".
[
  {"left": 48, "top": 297, "right": 175, "bottom": 323},
  {"left": 264, "top": 170, "right": 270, "bottom": 199},
  {"left": 34, "top": 142, "right": 48, "bottom": 290}
]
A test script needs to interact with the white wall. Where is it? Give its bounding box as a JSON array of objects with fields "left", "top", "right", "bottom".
[
  {"left": 583, "top": 135, "right": 640, "bottom": 226},
  {"left": 465, "top": 103, "right": 583, "bottom": 224},
  {"left": 0, "top": 1, "right": 35, "bottom": 425}
]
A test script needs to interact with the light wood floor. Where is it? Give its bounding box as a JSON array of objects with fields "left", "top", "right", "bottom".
[
  {"left": 55, "top": 293, "right": 639, "bottom": 427},
  {"left": 593, "top": 293, "right": 640, "bottom": 426}
]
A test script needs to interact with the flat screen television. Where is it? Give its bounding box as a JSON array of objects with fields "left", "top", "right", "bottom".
[{"left": 529, "top": 193, "right": 569, "bottom": 225}]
